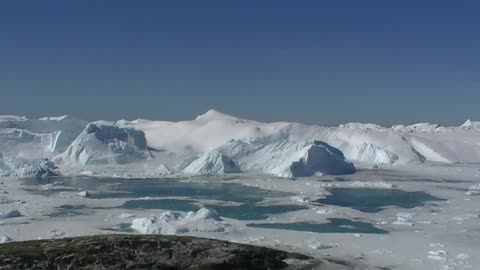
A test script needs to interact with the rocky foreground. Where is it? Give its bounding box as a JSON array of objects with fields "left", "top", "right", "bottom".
[{"left": 0, "top": 234, "right": 362, "bottom": 270}]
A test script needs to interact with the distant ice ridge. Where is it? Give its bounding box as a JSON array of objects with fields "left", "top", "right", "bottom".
[
  {"left": 131, "top": 208, "right": 229, "bottom": 235},
  {"left": 2, "top": 110, "right": 480, "bottom": 176},
  {"left": 460, "top": 119, "right": 480, "bottom": 130},
  {"left": 184, "top": 138, "right": 355, "bottom": 178},
  {"left": 0, "top": 115, "right": 87, "bottom": 159},
  {"left": 59, "top": 123, "right": 151, "bottom": 166},
  {"left": 131, "top": 110, "right": 480, "bottom": 166},
  {"left": 0, "top": 158, "right": 60, "bottom": 178}
]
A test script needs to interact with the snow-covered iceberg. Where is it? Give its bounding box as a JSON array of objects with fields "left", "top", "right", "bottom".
[
  {"left": 59, "top": 123, "right": 151, "bottom": 166},
  {"left": 184, "top": 138, "right": 355, "bottom": 178}
]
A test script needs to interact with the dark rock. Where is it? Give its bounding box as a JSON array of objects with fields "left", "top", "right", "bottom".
[{"left": 0, "top": 234, "right": 329, "bottom": 270}]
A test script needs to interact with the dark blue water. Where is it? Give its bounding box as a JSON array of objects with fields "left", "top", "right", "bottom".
[
  {"left": 248, "top": 218, "right": 388, "bottom": 234},
  {"left": 317, "top": 188, "right": 446, "bottom": 213}
]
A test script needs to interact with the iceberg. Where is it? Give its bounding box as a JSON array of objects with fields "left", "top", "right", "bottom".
[
  {"left": 185, "top": 138, "right": 356, "bottom": 178},
  {"left": 59, "top": 123, "right": 150, "bottom": 166},
  {"left": 0, "top": 158, "right": 60, "bottom": 178},
  {"left": 131, "top": 208, "right": 227, "bottom": 235}
]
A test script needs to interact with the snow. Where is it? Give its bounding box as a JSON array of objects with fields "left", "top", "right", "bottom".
[{"left": 131, "top": 208, "right": 229, "bottom": 235}]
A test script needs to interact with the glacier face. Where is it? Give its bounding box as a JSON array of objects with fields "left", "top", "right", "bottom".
[
  {"left": 59, "top": 123, "right": 150, "bottom": 166},
  {"left": 185, "top": 139, "right": 356, "bottom": 178}
]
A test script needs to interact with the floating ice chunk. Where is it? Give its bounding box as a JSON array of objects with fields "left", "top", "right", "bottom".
[
  {"left": 456, "top": 253, "right": 471, "bottom": 260},
  {"left": 47, "top": 229, "right": 65, "bottom": 238},
  {"left": 307, "top": 240, "right": 338, "bottom": 250},
  {"left": 465, "top": 190, "right": 480, "bottom": 196},
  {"left": 131, "top": 208, "right": 228, "bottom": 235},
  {"left": 1, "top": 159, "right": 60, "bottom": 178},
  {"left": 397, "top": 212, "right": 416, "bottom": 219},
  {"left": 348, "top": 181, "right": 397, "bottom": 189},
  {"left": 429, "top": 243, "right": 446, "bottom": 248},
  {"left": 468, "top": 184, "right": 480, "bottom": 191},
  {"left": 392, "top": 212, "right": 416, "bottom": 226},
  {"left": 428, "top": 250, "right": 448, "bottom": 256},
  {"left": 465, "top": 184, "right": 480, "bottom": 196},
  {"left": 118, "top": 213, "right": 135, "bottom": 219},
  {"left": 290, "top": 196, "right": 309, "bottom": 203},
  {"left": 0, "top": 235, "right": 12, "bottom": 244},
  {"left": 0, "top": 209, "right": 21, "bottom": 219},
  {"left": 427, "top": 255, "right": 446, "bottom": 261},
  {"left": 78, "top": 191, "right": 89, "bottom": 197},
  {"left": 315, "top": 207, "right": 335, "bottom": 215},
  {"left": 0, "top": 195, "right": 8, "bottom": 204}
]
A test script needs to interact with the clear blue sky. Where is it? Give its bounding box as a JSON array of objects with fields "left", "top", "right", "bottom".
[{"left": 1, "top": 0, "right": 479, "bottom": 125}]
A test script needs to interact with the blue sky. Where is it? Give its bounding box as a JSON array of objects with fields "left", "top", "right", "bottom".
[{"left": 1, "top": 1, "right": 479, "bottom": 125}]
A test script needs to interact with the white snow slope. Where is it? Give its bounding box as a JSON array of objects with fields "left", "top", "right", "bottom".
[{"left": 1, "top": 110, "right": 480, "bottom": 177}]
